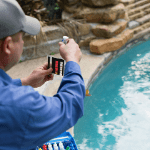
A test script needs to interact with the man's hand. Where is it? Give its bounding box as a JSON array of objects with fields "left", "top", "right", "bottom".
[
  {"left": 21, "top": 62, "right": 54, "bottom": 88},
  {"left": 59, "top": 39, "right": 82, "bottom": 65}
]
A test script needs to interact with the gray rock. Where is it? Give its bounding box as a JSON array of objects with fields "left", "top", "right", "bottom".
[
  {"left": 73, "top": 4, "right": 126, "bottom": 23},
  {"left": 128, "top": 21, "right": 140, "bottom": 29}
]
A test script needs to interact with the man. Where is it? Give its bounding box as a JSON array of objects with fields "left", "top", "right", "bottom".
[{"left": 0, "top": 0, "right": 85, "bottom": 150}]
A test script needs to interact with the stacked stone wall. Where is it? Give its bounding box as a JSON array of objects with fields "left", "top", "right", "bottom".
[
  {"left": 57, "top": 0, "right": 134, "bottom": 54},
  {"left": 20, "top": 0, "right": 150, "bottom": 61}
]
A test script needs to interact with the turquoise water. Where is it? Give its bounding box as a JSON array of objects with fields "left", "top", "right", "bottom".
[{"left": 74, "top": 39, "right": 150, "bottom": 150}]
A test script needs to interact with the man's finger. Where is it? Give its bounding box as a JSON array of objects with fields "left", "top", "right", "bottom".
[
  {"left": 59, "top": 42, "right": 64, "bottom": 46},
  {"left": 66, "top": 38, "right": 69, "bottom": 44},
  {"left": 48, "top": 67, "right": 53, "bottom": 72},
  {"left": 49, "top": 74, "right": 54, "bottom": 80},
  {"left": 46, "top": 74, "right": 54, "bottom": 81},
  {"left": 46, "top": 62, "right": 52, "bottom": 69},
  {"left": 40, "top": 62, "right": 48, "bottom": 70},
  {"left": 43, "top": 67, "right": 53, "bottom": 75}
]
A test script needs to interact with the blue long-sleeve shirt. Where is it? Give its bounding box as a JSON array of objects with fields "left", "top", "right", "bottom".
[{"left": 0, "top": 61, "right": 85, "bottom": 150}]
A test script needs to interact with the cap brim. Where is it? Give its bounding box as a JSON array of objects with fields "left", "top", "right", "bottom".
[{"left": 22, "top": 15, "right": 41, "bottom": 35}]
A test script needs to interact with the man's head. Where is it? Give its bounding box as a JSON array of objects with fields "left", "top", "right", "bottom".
[
  {"left": 0, "top": 31, "right": 25, "bottom": 71},
  {"left": 0, "top": 0, "right": 41, "bottom": 71}
]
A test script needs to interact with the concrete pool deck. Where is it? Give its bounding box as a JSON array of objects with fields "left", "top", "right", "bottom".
[{"left": 6, "top": 49, "right": 114, "bottom": 95}]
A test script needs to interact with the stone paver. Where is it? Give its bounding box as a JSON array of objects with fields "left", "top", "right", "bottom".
[
  {"left": 136, "top": 14, "right": 150, "bottom": 25},
  {"left": 133, "top": 27, "right": 150, "bottom": 40},
  {"left": 128, "top": 2, "right": 150, "bottom": 16},
  {"left": 127, "top": 0, "right": 150, "bottom": 10}
]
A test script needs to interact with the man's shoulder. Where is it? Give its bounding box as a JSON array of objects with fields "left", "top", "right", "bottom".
[{"left": 0, "top": 84, "right": 39, "bottom": 110}]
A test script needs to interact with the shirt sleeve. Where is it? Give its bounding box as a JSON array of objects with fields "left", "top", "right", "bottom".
[
  {"left": 12, "top": 78, "right": 22, "bottom": 86},
  {"left": 21, "top": 61, "right": 85, "bottom": 149}
]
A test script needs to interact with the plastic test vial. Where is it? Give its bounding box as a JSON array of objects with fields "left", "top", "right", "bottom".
[
  {"left": 48, "top": 143, "right": 53, "bottom": 150},
  {"left": 59, "top": 142, "right": 65, "bottom": 150},
  {"left": 59, "top": 36, "right": 69, "bottom": 62},
  {"left": 66, "top": 146, "right": 70, "bottom": 150},
  {"left": 53, "top": 142, "right": 59, "bottom": 150}
]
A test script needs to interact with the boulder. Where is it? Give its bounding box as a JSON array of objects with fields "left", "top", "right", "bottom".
[
  {"left": 66, "top": 0, "right": 81, "bottom": 6},
  {"left": 57, "top": 0, "right": 80, "bottom": 8},
  {"left": 81, "top": 0, "right": 119, "bottom": 7},
  {"left": 62, "top": 11, "right": 74, "bottom": 20},
  {"left": 77, "top": 23, "right": 91, "bottom": 36},
  {"left": 119, "top": 0, "right": 135, "bottom": 5},
  {"left": 43, "top": 25, "right": 64, "bottom": 41},
  {"left": 79, "top": 35, "right": 97, "bottom": 47},
  {"left": 90, "top": 29, "right": 133, "bottom": 54},
  {"left": 92, "top": 20, "right": 127, "bottom": 38},
  {"left": 73, "top": 3, "right": 125, "bottom": 23},
  {"left": 63, "top": 2, "right": 83, "bottom": 13}
]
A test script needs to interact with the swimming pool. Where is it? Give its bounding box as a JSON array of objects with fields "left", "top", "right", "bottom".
[{"left": 74, "top": 38, "right": 150, "bottom": 150}]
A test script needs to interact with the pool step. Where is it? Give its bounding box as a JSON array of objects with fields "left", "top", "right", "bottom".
[
  {"left": 133, "top": 26, "right": 150, "bottom": 40},
  {"left": 128, "top": 2, "right": 150, "bottom": 17},
  {"left": 133, "top": 21, "right": 150, "bottom": 34},
  {"left": 126, "top": 0, "right": 150, "bottom": 36},
  {"left": 126, "top": 0, "right": 150, "bottom": 10},
  {"left": 129, "top": 7, "right": 150, "bottom": 21},
  {"left": 135, "top": 14, "right": 150, "bottom": 25}
]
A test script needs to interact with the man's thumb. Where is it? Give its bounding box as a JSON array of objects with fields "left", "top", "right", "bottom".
[
  {"left": 59, "top": 42, "right": 64, "bottom": 46},
  {"left": 45, "top": 68, "right": 53, "bottom": 75}
]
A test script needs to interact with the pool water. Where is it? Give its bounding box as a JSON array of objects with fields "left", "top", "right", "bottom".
[{"left": 74, "top": 39, "right": 150, "bottom": 150}]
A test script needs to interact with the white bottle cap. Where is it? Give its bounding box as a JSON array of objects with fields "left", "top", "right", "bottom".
[{"left": 63, "top": 36, "right": 69, "bottom": 40}]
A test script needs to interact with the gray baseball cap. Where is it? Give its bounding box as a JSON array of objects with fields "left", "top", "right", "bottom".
[{"left": 0, "top": 0, "right": 41, "bottom": 39}]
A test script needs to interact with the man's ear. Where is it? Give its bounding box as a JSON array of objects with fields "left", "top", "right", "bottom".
[{"left": 2, "top": 36, "right": 13, "bottom": 55}]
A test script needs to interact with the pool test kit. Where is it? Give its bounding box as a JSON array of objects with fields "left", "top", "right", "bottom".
[
  {"left": 36, "top": 132, "right": 78, "bottom": 150},
  {"left": 47, "top": 36, "right": 69, "bottom": 76},
  {"left": 48, "top": 56, "right": 65, "bottom": 76}
]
